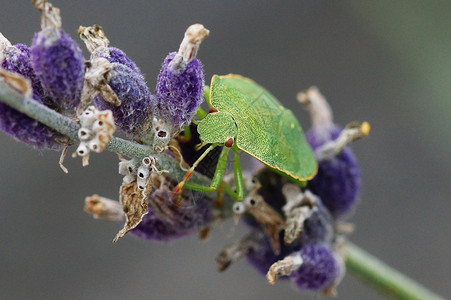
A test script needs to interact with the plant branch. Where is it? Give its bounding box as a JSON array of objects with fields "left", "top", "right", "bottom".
[
  {"left": 0, "top": 79, "right": 444, "bottom": 300},
  {"left": 346, "top": 242, "right": 445, "bottom": 300},
  {"left": 0, "top": 79, "right": 210, "bottom": 185}
]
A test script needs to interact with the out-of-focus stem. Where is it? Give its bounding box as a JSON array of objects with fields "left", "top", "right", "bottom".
[{"left": 346, "top": 242, "right": 446, "bottom": 300}]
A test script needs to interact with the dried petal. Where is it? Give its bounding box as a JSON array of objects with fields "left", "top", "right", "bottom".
[
  {"left": 113, "top": 179, "right": 151, "bottom": 243},
  {"left": 266, "top": 253, "right": 303, "bottom": 285},
  {"left": 84, "top": 194, "right": 124, "bottom": 221}
]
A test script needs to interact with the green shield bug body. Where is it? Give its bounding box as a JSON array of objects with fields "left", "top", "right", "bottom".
[{"left": 173, "top": 74, "right": 317, "bottom": 202}]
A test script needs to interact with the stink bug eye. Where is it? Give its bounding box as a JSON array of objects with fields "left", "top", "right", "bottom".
[{"left": 225, "top": 137, "right": 234, "bottom": 148}]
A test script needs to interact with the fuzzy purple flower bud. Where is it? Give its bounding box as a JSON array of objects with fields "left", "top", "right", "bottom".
[
  {"left": 155, "top": 52, "right": 204, "bottom": 130},
  {"left": 298, "top": 87, "right": 369, "bottom": 219},
  {"left": 1, "top": 43, "right": 46, "bottom": 101},
  {"left": 31, "top": 1, "right": 85, "bottom": 114},
  {"left": 0, "top": 100, "right": 64, "bottom": 150},
  {"left": 93, "top": 63, "right": 155, "bottom": 137},
  {"left": 78, "top": 25, "right": 154, "bottom": 138},
  {"left": 290, "top": 244, "right": 341, "bottom": 291},
  {"left": 152, "top": 24, "right": 209, "bottom": 151},
  {"left": 0, "top": 35, "right": 64, "bottom": 150}
]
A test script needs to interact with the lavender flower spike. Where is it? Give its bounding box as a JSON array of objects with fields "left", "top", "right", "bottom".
[
  {"left": 268, "top": 244, "right": 341, "bottom": 292},
  {"left": 153, "top": 24, "right": 209, "bottom": 151},
  {"left": 31, "top": 0, "right": 85, "bottom": 115},
  {"left": 78, "top": 25, "right": 155, "bottom": 139},
  {"left": 298, "top": 87, "right": 370, "bottom": 219},
  {"left": 0, "top": 34, "right": 64, "bottom": 150}
]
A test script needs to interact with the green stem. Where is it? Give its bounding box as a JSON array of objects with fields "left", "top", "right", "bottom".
[
  {"left": 346, "top": 242, "right": 445, "bottom": 300},
  {"left": 0, "top": 79, "right": 445, "bottom": 300}
]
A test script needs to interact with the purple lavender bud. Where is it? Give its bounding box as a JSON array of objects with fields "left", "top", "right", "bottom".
[
  {"left": 290, "top": 244, "right": 340, "bottom": 291},
  {"left": 2, "top": 44, "right": 46, "bottom": 101},
  {"left": 31, "top": 29, "right": 84, "bottom": 113},
  {"left": 152, "top": 24, "right": 209, "bottom": 151},
  {"left": 31, "top": 1, "right": 85, "bottom": 114},
  {"left": 0, "top": 38, "right": 64, "bottom": 150},
  {"left": 0, "top": 103, "right": 64, "bottom": 150},
  {"left": 93, "top": 63, "right": 155, "bottom": 137},
  {"left": 307, "top": 125, "right": 361, "bottom": 219},
  {"left": 131, "top": 189, "right": 212, "bottom": 241},
  {"left": 155, "top": 52, "right": 204, "bottom": 131}
]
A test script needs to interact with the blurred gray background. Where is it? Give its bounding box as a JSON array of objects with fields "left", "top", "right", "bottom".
[{"left": 0, "top": 1, "right": 450, "bottom": 299}]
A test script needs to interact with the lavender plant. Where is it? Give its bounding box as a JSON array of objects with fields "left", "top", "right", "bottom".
[{"left": 0, "top": 2, "right": 445, "bottom": 300}]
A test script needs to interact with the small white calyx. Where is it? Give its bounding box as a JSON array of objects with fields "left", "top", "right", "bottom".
[
  {"left": 119, "top": 156, "right": 168, "bottom": 193},
  {"left": 169, "top": 24, "right": 209, "bottom": 71},
  {"left": 152, "top": 118, "right": 172, "bottom": 152},
  {"left": 74, "top": 106, "right": 115, "bottom": 166},
  {"left": 266, "top": 253, "right": 303, "bottom": 285}
]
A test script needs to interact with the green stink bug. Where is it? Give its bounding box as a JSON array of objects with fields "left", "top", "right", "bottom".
[{"left": 173, "top": 74, "right": 317, "bottom": 202}]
